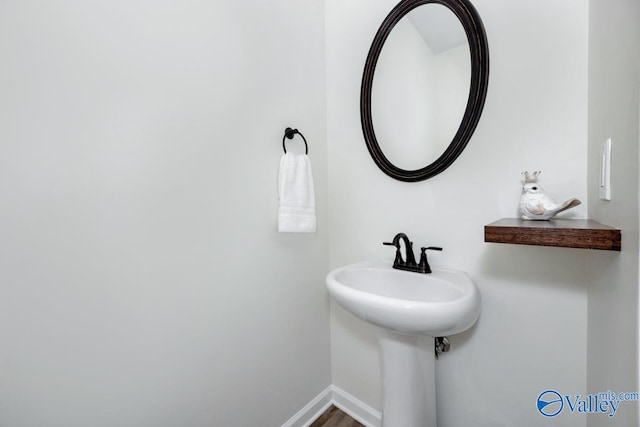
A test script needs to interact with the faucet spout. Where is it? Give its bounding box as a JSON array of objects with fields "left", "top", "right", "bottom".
[{"left": 394, "top": 233, "right": 416, "bottom": 266}]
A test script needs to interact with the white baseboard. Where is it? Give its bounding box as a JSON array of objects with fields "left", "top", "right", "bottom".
[
  {"left": 281, "top": 386, "right": 333, "bottom": 427},
  {"left": 281, "top": 385, "right": 381, "bottom": 427},
  {"left": 330, "top": 385, "right": 381, "bottom": 427}
]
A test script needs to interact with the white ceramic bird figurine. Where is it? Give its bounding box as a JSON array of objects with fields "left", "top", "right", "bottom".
[{"left": 518, "top": 171, "right": 581, "bottom": 220}]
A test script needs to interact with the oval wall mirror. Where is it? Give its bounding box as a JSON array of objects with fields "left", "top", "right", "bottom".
[{"left": 361, "top": 0, "right": 489, "bottom": 182}]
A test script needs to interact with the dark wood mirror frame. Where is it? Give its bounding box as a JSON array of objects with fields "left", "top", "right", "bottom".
[{"left": 361, "top": 0, "right": 489, "bottom": 182}]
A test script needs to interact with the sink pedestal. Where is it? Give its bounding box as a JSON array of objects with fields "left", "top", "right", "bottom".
[{"left": 380, "top": 331, "right": 436, "bottom": 427}]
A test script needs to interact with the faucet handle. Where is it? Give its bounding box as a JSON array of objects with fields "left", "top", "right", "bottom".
[
  {"left": 418, "top": 247, "right": 442, "bottom": 273},
  {"left": 383, "top": 241, "right": 404, "bottom": 265}
]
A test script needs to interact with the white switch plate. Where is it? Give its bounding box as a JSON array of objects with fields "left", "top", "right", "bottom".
[{"left": 599, "top": 138, "right": 612, "bottom": 200}]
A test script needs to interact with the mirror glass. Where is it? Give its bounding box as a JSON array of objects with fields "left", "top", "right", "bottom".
[{"left": 371, "top": 4, "right": 470, "bottom": 170}]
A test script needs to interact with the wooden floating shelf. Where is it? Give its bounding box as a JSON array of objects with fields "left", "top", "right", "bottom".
[{"left": 484, "top": 218, "right": 621, "bottom": 251}]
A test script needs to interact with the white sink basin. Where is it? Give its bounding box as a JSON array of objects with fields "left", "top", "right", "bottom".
[{"left": 326, "top": 261, "right": 481, "bottom": 336}]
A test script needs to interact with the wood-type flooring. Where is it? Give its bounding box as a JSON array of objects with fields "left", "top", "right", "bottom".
[{"left": 308, "top": 405, "right": 364, "bottom": 427}]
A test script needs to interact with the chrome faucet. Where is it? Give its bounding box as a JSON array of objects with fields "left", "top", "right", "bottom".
[{"left": 383, "top": 232, "right": 442, "bottom": 274}]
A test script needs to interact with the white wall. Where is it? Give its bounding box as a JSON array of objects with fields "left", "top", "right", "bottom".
[
  {"left": 0, "top": 1, "right": 330, "bottom": 426},
  {"left": 326, "top": 0, "right": 589, "bottom": 425},
  {"left": 587, "top": 0, "right": 640, "bottom": 425}
]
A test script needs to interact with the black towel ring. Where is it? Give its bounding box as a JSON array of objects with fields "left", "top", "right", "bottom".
[{"left": 282, "top": 127, "right": 308, "bottom": 155}]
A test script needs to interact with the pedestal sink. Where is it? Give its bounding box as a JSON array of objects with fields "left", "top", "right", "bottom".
[{"left": 326, "top": 261, "right": 481, "bottom": 427}]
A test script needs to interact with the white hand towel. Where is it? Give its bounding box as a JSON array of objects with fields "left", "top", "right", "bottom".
[{"left": 278, "top": 153, "right": 316, "bottom": 233}]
